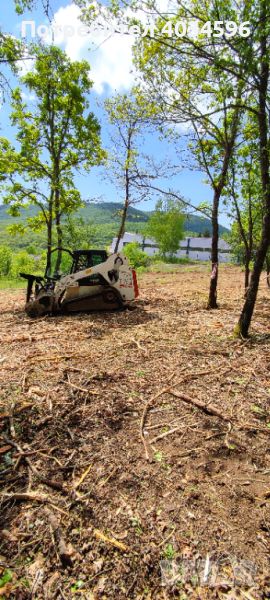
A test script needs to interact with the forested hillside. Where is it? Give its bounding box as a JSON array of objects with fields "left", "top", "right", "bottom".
[{"left": 0, "top": 202, "right": 229, "bottom": 251}]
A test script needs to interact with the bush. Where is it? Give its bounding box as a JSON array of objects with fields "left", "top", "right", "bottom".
[
  {"left": 122, "top": 242, "right": 150, "bottom": 269},
  {"left": 11, "top": 251, "right": 40, "bottom": 279},
  {"left": 0, "top": 246, "right": 12, "bottom": 277},
  {"left": 151, "top": 254, "right": 191, "bottom": 264}
]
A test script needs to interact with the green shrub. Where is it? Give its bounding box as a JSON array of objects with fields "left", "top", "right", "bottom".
[
  {"left": 0, "top": 245, "right": 12, "bottom": 277},
  {"left": 11, "top": 251, "right": 39, "bottom": 279},
  {"left": 151, "top": 254, "right": 191, "bottom": 264},
  {"left": 123, "top": 242, "right": 150, "bottom": 269}
]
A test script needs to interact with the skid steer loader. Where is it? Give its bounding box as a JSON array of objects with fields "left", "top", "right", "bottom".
[{"left": 20, "top": 248, "right": 139, "bottom": 317}]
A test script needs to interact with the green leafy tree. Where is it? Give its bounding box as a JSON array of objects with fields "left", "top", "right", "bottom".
[
  {"left": 0, "top": 45, "right": 105, "bottom": 273},
  {"left": 146, "top": 199, "right": 184, "bottom": 258},
  {"left": 225, "top": 119, "right": 262, "bottom": 291},
  {"left": 62, "top": 216, "right": 98, "bottom": 251},
  {"left": 104, "top": 90, "right": 160, "bottom": 253}
]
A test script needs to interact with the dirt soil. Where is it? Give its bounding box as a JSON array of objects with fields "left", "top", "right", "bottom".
[{"left": 0, "top": 264, "right": 270, "bottom": 600}]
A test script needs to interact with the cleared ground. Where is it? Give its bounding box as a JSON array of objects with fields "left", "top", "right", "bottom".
[{"left": 0, "top": 265, "right": 270, "bottom": 599}]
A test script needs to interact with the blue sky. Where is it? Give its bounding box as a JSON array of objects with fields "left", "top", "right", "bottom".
[{"left": 0, "top": 0, "right": 230, "bottom": 227}]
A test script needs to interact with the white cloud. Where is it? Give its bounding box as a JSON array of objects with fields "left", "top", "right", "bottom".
[
  {"left": 18, "top": 0, "right": 178, "bottom": 95},
  {"left": 51, "top": 3, "right": 136, "bottom": 94}
]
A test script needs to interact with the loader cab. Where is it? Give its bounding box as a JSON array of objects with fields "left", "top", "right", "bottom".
[
  {"left": 71, "top": 250, "right": 108, "bottom": 273},
  {"left": 46, "top": 248, "right": 108, "bottom": 279}
]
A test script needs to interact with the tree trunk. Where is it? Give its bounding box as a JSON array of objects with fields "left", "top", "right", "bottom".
[
  {"left": 46, "top": 197, "right": 53, "bottom": 275},
  {"left": 231, "top": 176, "right": 252, "bottom": 295},
  {"left": 244, "top": 263, "right": 250, "bottom": 293},
  {"left": 244, "top": 253, "right": 251, "bottom": 294},
  {"left": 207, "top": 97, "right": 242, "bottom": 309},
  {"left": 114, "top": 202, "right": 128, "bottom": 253},
  {"left": 46, "top": 219, "right": 52, "bottom": 274},
  {"left": 266, "top": 255, "right": 270, "bottom": 288},
  {"left": 207, "top": 191, "right": 219, "bottom": 309},
  {"left": 55, "top": 215, "right": 63, "bottom": 274},
  {"left": 114, "top": 132, "right": 132, "bottom": 254},
  {"left": 236, "top": 3, "right": 270, "bottom": 337},
  {"left": 54, "top": 188, "right": 62, "bottom": 275},
  {"left": 236, "top": 226, "right": 270, "bottom": 336}
]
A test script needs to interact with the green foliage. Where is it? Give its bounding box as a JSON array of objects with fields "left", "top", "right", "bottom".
[
  {"left": 14, "top": 0, "right": 33, "bottom": 14},
  {"left": 0, "top": 245, "right": 12, "bottom": 276},
  {"left": 48, "top": 250, "right": 73, "bottom": 278},
  {"left": 0, "top": 569, "right": 13, "bottom": 587},
  {"left": 122, "top": 242, "right": 150, "bottom": 269},
  {"left": 104, "top": 90, "right": 154, "bottom": 247},
  {"left": 71, "top": 580, "right": 85, "bottom": 593},
  {"left": 224, "top": 115, "right": 266, "bottom": 276},
  {"left": 152, "top": 255, "right": 190, "bottom": 265},
  {"left": 26, "top": 245, "right": 38, "bottom": 255},
  {"left": 146, "top": 199, "right": 184, "bottom": 257},
  {"left": 163, "top": 544, "right": 175, "bottom": 560},
  {"left": 0, "top": 44, "right": 105, "bottom": 267},
  {"left": 0, "top": 203, "right": 227, "bottom": 255},
  {"left": 62, "top": 216, "right": 98, "bottom": 250},
  {"left": 10, "top": 250, "right": 46, "bottom": 279}
]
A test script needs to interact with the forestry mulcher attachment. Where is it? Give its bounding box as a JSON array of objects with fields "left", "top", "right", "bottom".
[{"left": 20, "top": 248, "right": 139, "bottom": 317}]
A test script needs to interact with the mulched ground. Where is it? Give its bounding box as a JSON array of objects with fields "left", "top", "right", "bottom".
[{"left": 0, "top": 264, "right": 270, "bottom": 599}]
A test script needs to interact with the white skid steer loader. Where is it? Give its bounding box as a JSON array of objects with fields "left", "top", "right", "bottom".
[{"left": 20, "top": 248, "right": 139, "bottom": 317}]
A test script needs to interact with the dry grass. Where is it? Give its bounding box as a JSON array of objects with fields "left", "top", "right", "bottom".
[{"left": 0, "top": 264, "right": 269, "bottom": 599}]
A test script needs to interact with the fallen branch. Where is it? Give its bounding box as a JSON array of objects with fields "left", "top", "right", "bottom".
[
  {"left": 130, "top": 338, "right": 148, "bottom": 356},
  {"left": 150, "top": 425, "right": 184, "bottom": 444},
  {"left": 65, "top": 379, "right": 99, "bottom": 395},
  {"left": 2, "top": 492, "right": 49, "bottom": 503},
  {"left": 140, "top": 370, "right": 218, "bottom": 460},
  {"left": 93, "top": 529, "right": 128, "bottom": 552},
  {"left": 74, "top": 464, "right": 92, "bottom": 490},
  {"left": 169, "top": 390, "right": 231, "bottom": 422},
  {"left": 140, "top": 386, "right": 173, "bottom": 461}
]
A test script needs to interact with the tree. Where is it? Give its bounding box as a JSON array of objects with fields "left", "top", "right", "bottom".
[
  {"left": 225, "top": 123, "right": 262, "bottom": 291},
  {"left": 104, "top": 91, "right": 163, "bottom": 253},
  {"left": 235, "top": 0, "right": 270, "bottom": 336},
  {"left": 0, "top": 45, "right": 105, "bottom": 273},
  {"left": 134, "top": 7, "right": 245, "bottom": 307},
  {"left": 62, "top": 216, "right": 98, "bottom": 251},
  {"left": 191, "top": 100, "right": 243, "bottom": 308},
  {"left": 146, "top": 199, "right": 184, "bottom": 258},
  {"left": 93, "top": 0, "right": 270, "bottom": 335}
]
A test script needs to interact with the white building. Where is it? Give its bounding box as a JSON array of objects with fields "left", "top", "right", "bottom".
[{"left": 111, "top": 232, "right": 232, "bottom": 263}]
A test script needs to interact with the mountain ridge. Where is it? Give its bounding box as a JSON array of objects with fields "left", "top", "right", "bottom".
[{"left": 0, "top": 201, "right": 229, "bottom": 235}]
